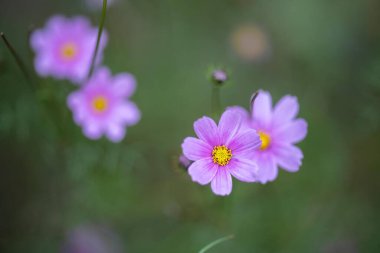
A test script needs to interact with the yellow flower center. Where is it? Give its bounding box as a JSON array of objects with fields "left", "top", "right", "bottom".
[
  {"left": 61, "top": 42, "right": 77, "bottom": 60},
  {"left": 92, "top": 96, "right": 108, "bottom": 112},
  {"left": 258, "top": 131, "right": 271, "bottom": 150},
  {"left": 212, "top": 145, "right": 232, "bottom": 166}
]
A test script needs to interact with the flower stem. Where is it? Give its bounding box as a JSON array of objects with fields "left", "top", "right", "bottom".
[
  {"left": 88, "top": 0, "right": 108, "bottom": 79},
  {"left": 211, "top": 85, "right": 221, "bottom": 117},
  {"left": 1, "top": 32, "right": 33, "bottom": 87},
  {"left": 198, "top": 234, "right": 234, "bottom": 253}
]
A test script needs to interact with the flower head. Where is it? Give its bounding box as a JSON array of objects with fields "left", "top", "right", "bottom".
[
  {"left": 30, "top": 15, "right": 107, "bottom": 84},
  {"left": 211, "top": 69, "right": 228, "bottom": 85},
  {"left": 181, "top": 109, "right": 261, "bottom": 196},
  {"left": 67, "top": 67, "right": 140, "bottom": 142},
  {"left": 236, "top": 90, "right": 308, "bottom": 183}
]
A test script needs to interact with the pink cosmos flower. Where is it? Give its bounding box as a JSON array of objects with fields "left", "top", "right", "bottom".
[
  {"left": 181, "top": 109, "right": 262, "bottom": 196},
  {"left": 67, "top": 67, "right": 140, "bottom": 142},
  {"left": 236, "top": 90, "right": 308, "bottom": 183},
  {"left": 30, "top": 15, "right": 107, "bottom": 84}
]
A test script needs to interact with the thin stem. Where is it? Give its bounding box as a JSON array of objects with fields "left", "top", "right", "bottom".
[
  {"left": 211, "top": 85, "right": 221, "bottom": 117},
  {"left": 198, "top": 235, "right": 235, "bottom": 253},
  {"left": 88, "top": 0, "right": 108, "bottom": 79},
  {"left": 1, "top": 32, "right": 33, "bottom": 86}
]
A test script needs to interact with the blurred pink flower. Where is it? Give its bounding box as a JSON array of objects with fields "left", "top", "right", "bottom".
[
  {"left": 230, "top": 24, "right": 270, "bottom": 62},
  {"left": 61, "top": 224, "right": 124, "bottom": 253},
  {"left": 67, "top": 67, "right": 140, "bottom": 142},
  {"left": 30, "top": 15, "right": 107, "bottom": 84},
  {"left": 181, "top": 109, "right": 261, "bottom": 196},
  {"left": 235, "top": 90, "right": 308, "bottom": 183}
]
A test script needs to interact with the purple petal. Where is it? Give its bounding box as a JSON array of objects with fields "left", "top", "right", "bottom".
[
  {"left": 228, "top": 130, "right": 261, "bottom": 156},
  {"left": 273, "top": 144, "right": 303, "bottom": 172},
  {"left": 193, "top": 116, "right": 218, "bottom": 146},
  {"left": 71, "top": 16, "right": 92, "bottom": 33},
  {"left": 211, "top": 168, "right": 233, "bottom": 196},
  {"left": 227, "top": 106, "right": 251, "bottom": 129},
  {"left": 228, "top": 157, "right": 257, "bottom": 182},
  {"left": 218, "top": 108, "right": 243, "bottom": 145},
  {"left": 67, "top": 92, "right": 90, "bottom": 125},
  {"left": 182, "top": 137, "right": 212, "bottom": 161},
  {"left": 252, "top": 90, "right": 272, "bottom": 128},
  {"left": 30, "top": 30, "right": 46, "bottom": 51},
  {"left": 93, "top": 67, "right": 111, "bottom": 82},
  {"left": 274, "top": 118, "right": 308, "bottom": 144},
  {"left": 114, "top": 102, "right": 141, "bottom": 126},
  {"left": 112, "top": 73, "right": 136, "bottom": 97},
  {"left": 255, "top": 154, "right": 278, "bottom": 183},
  {"left": 273, "top": 95, "right": 299, "bottom": 125},
  {"left": 46, "top": 15, "right": 66, "bottom": 33},
  {"left": 34, "top": 56, "right": 52, "bottom": 77},
  {"left": 105, "top": 122, "right": 126, "bottom": 142},
  {"left": 188, "top": 158, "right": 218, "bottom": 185},
  {"left": 83, "top": 121, "right": 103, "bottom": 140}
]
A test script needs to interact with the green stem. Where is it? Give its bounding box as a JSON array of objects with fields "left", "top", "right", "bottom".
[
  {"left": 88, "top": 0, "right": 108, "bottom": 79},
  {"left": 1, "top": 32, "right": 33, "bottom": 88},
  {"left": 199, "top": 235, "right": 234, "bottom": 253},
  {"left": 211, "top": 85, "right": 221, "bottom": 117}
]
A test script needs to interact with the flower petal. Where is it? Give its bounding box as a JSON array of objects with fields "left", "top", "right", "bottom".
[
  {"left": 211, "top": 168, "right": 233, "bottom": 196},
  {"left": 228, "top": 130, "right": 261, "bottom": 156},
  {"left": 228, "top": 157, "right": 257, "bottom": 182},
  {"left": 227, "top": 106, "right": 251, "bottom": 129},
  {"left": 274, "top": 118, "right": 308, "bottom": 144},
  {"left": 218, "top": 108, "right": 242, "bottom": 145},
  {"left": 273, "top": 95, "right": 299, "bottom": 125},
  {"left": 188, "top": 158, "right": 218, "bottom": 185},
  {"left": 182, "top": 137, "right": 212, "bottom": 161},
  {"left": 193, "top": 116, "right": 218, "bottom": 146},
  {"left": 255, "top": 153, "right": 278, "bottom": 184},
  {"left": 252, "top": 90, "right": 272, "bottom": 128},
  {"left": 114, "top": 102, "right": 141, "bottom": 126},
  {"left": 112, "top": 73, "right": 136, "bottom": 98},
  {"left": 30, "top": 30, "right": 46, "bottom": 51},
  {"left": 105, "top": 122, "right": 126, "bottom": 142},
  {"left": 273, "top": 144, "right": 303, "bottom": 172},
  {"left": 83, "top": 121, "right": 103, "bottom": 140}
]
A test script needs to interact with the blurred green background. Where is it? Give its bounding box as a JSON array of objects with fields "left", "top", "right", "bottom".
[{"left": 1, "top": 0, "right": 380, "bottom": 252}]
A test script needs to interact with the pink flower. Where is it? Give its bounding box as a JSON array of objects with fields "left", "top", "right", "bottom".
[
  {"left": 236, "top": 90, "right": 308, "bottom": 183},
  {"left": 181, "top": 109, "right": 262, "bottom": 196},
  {"left": 30, "top": 15, "right": 107, "bottom": 84},
  {"left": 67, "top": 67, "right": 140, "bottom": 142}
]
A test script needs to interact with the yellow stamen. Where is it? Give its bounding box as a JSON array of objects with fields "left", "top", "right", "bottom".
[
  {"left": 258, "top": 131, "right": 271, "bottom": 150},
  {"left": 92, "top": 96, "right": 108, "bottom": 112},
  {"left": 212, "top": 145, "right": 232, "bottom": 166},
  {"left": 61, "top": 42, "right": 77, "bottom": 60}
]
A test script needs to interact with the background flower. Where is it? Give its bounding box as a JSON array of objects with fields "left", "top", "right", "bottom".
[
  {"left": 30, "top": 15, "right": 108, "bottom": 84},
  {"left": 61, "top": 223, "right": 124, "bottom": 253},
  {"left": 230, "top": 23, "right": 271, "bottom": 62},
  {"left": 67, "top": 67, "right": 140, "bottom": 142},
  {"left": 236, "top": 90, "right": 308, "bottom": 183},
  {"left": 182, "top": 109, "right": 261, "bottom": 196}
]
